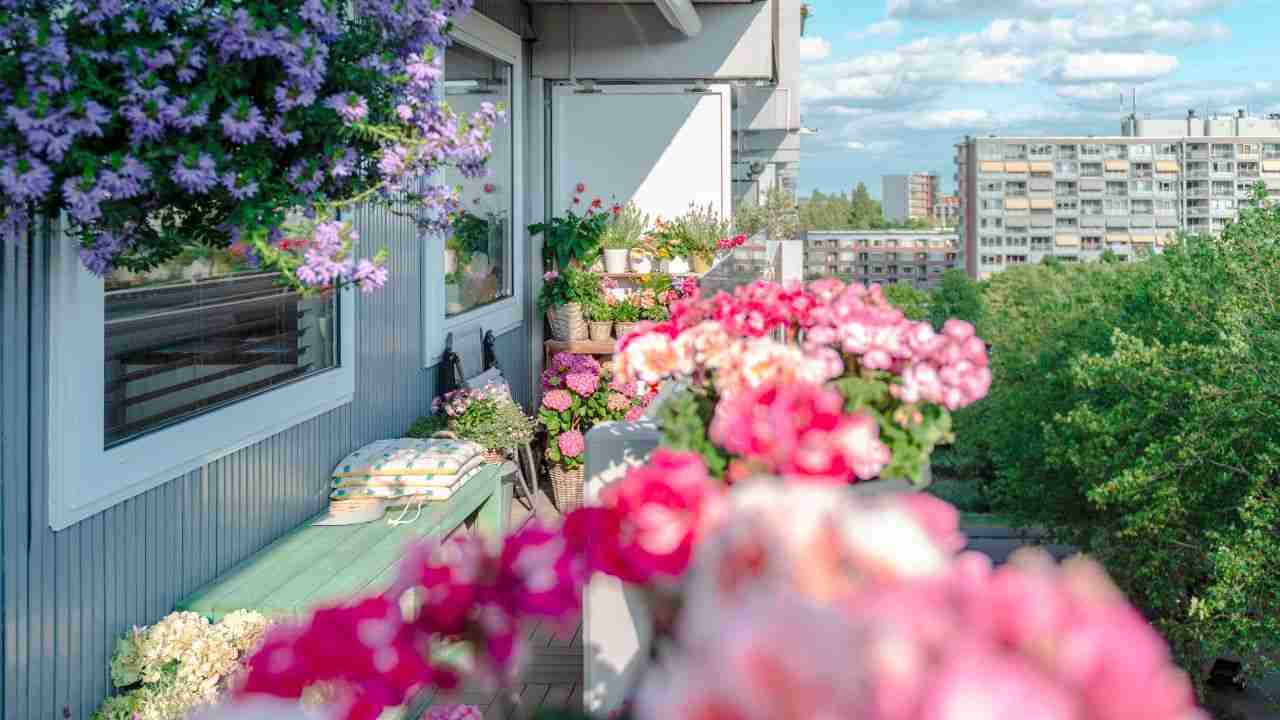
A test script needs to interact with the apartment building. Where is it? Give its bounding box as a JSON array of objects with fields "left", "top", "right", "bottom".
[
  {"left": 934, "top": 194, "right": 960, "bottom": 226},
  {"left": 955, "top": 111, "right": 1280, "bottom": 280},
  {"left": 883, "top": 172, "right": 940, "bottom": 223},
  {"left": 804, "top": 230, "right": 961, "bottom": 290}
]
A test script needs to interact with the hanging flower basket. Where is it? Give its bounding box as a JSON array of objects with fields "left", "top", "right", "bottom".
[
  {"left": 548, "top": 303, "right": 588, "bottom": 341},
  {"left": 549, "top": 464, "right": 585, "bottom": 511}
]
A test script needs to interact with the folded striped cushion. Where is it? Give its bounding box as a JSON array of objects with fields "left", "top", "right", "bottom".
[
  {"left": 330, "top": 465, "right": 483, "bottom": 502},
  {"left": 331, "top": 455, "right": 485, "bottom": 491},
  {"left": 331, "top": 438, "right": 484, "bottom": 479}
]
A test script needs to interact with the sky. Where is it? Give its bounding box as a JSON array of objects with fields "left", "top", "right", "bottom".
[{"left": 797, "top": 0, "right": 1280, "bottom": 199}]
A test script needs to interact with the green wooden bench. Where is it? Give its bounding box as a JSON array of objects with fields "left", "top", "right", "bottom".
[{"left": 179, "top": 462, "right": 513, "bottom": 621}]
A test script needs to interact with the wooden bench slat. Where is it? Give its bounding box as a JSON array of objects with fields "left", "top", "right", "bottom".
[{"left": 179, "top": 465, "right": 507, "bottom": 621}]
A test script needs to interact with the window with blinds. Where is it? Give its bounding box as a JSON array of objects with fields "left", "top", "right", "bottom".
[{"left": 104, "top": 256, "right": 338, "bottom": 447}]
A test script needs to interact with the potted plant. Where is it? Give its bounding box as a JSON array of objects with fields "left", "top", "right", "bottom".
[
  {"left": 529, "top": 184, "right": 612, "bottom": 272},
  {"left": 615, "top": 278, "right": 992, "bottom": 490},
  {"left": 599, "top": 202, "right": 648, "bottom": 274},
  {"left": 538, "top": 267, "right": 602, "bottom": 341},
  {"left": 650, "top": 219, "right": 692, "bottom": 274},
  {"left": 584, "top": 296, "right": 615, "bottom": 342},
  {"left": 539, "top": 353, "right": 651, "bottom": 510},
  {"left": 434, "top": 385, "right": 535, "bottom": 463},
  {"left": 630, "top": 236, "right": 655, "bottom": 274},
  {"left": 611, "top": 292, "right": 644, "bottom": 339},
  {"left": 675, "top": 203, "right": 731, "bottom": 274}
]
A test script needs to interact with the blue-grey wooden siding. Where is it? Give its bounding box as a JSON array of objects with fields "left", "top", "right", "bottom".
[{"left": 1, "top": 206, "right": 529, "bottom": 718}]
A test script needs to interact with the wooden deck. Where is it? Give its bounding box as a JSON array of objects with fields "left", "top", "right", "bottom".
[
  {"left": 417, "top": 487, "right": 584, "bottom": 717},
  {"left": 420, "top": 619, "right": 584, "bottom": 717}
]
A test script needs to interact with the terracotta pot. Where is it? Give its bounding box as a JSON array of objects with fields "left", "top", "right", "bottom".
[
  {"left": 588, "top": 321, "right": 614, "bottom": 342},
  {"left": 603, "top": 248, "right": 630, "bottom": 274}
]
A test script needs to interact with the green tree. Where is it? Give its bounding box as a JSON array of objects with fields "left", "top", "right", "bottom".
[
  {"left": 968, "top": 193, "right": 1280, "bottom": 691},
  {"left": 849, "top": 182, "right": 882, "bottom": 229},
  {"left": 927, "top": 269, "right": 983, "bottom": 330},
  {"left": 881, "top": 282, "right": 930, "bottom": 321},
  {"left": 798, "top": 183, "right": 886, "bottom": 231}
]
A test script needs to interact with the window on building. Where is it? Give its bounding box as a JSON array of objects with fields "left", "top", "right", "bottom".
[
  {"left": 1130, "top": 179, "right": 1153, "bottom": 194},
  {"left": 1104, "top": 145, "right": 1128, "bottom": 159},
  {"left": 1080, "top": 162, "right": 1103, "bottom": 177},
  {"left": 1056, "top": 216, "right": 1079, "bottom": 229},
  {"left": 1156, "top": 143, "right": 1179, "bottom": 155},
  {"left": 103, "top": 255, "right": 339, "bottom": 447},
  {"left": 1212, "top": 180, "right": 1235, "bottom": 196},
  {"left": 1080, "top": 144, "right": 1103, "bottom": 157},
  {"left": 1104, "top": 198, "right": 1129, "bottom": 214},
  {"left": 1006, "top": 255, "right": 1028, "bottom": 265},
  {"left": 1004, "top": 235, "right": 1028, "bottom": 247},
  {"left": 1105, "top": 181, "right": 1128, "bottom": 196},
  {"left": 980, "top": 217, "right": 1004, "bottom": 229},
  {"left": 1080, "top": 198, "right": 1104, "bottom": 215},
  {"left": 980, "top": 198, "right": 1003, "bottom": 211},
  {"left": 1187, "top": 180, "right": 1209, "bottom": 195},
  {"left": 1212, "top": 143, "right": 1235, "bottom": 158},
  {"left": 1005, "top": 181, "right": 1028, "bottom": 196},
  {"left": 1238, "top": 161, "right": 1260, "bottom": 177},
  {"left": 1004, "top": 144, "right": 1028, "bottom": 160},
  {"left": 979, "top": 144, "right": 1004, "bottom": 160},
  {"left": 979, "top": 180, "right": 1003, "bottom": 193},
  {"left": 1030, "top": 144, "right": 1054, "bottom": 158},
  {"left": 1131, "top": 162, "right": 1153, "bottom": 178},
  {"left": 1082, "top": 236, "right": 1103, "bottom": 250},
  {"left": 1155, "top": 199, "right": 1177, "bottom": 214},
  {"left": 1030, "top": 236, "right": 1053, "bottom": 250},
  {"left": 980, "top": 236, "right": 1003, "bottom": 247},
  {"left": 1239, "top": 143, "right": 1260, "bottom": 156},
  {"left": 444, "top": 41, "right": 514, "bottom": 318},
  {"left": 1211, "top": 161, "right": 1234, "bottom": 174},
  {"left": 1129, "top": 144, "right": 1153, "bottom": 159},
  {"left": 1188, "top": 143, "right": 1208, "bottom": 154},
  {"left": 1211, "top": 198, "right": 1236, "bottom": 211},
  {"left": 1057, "top": 144, "right": 1078, "bottom": 159},
  {"left": 1054, "top": 161, "right": 1077, "bottom": 176},
  {"left": 1157, "top": 180, "right": 1177, "bottom": 194},
  {"left": 1055, "top": 181, "right": 1078, "bottom": 196},
  {"left": 1130, "top": 199, "right": 1154, "bottom": 214}
]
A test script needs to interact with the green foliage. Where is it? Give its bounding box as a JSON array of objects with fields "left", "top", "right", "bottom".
[
  {"left": 926, "top": 478, "right": 992, "bottom": 514},
  {"left": 599, "top": 203, "right": 648, "bottom": 250},
  {"left": 406, "top": 414, "right": 448, "bottom": 438},
  {"left": 961, "top": 192, "right": 1280, "bottom": 689},
  {"left": 734, "top": 185, "right": 800, "bottom": 241},
  {"left": 537, "top": 266, "right": 603, "bottom": 313},
  {"left": 881, "top": 282, "right": 931, "bottom": 321},
  {"left": 530, "top": 208, "right": 610, "bottom": 270},
  {"left": 927, "top": 269, "right": 984, "bottom": 330},
  {"left": 799, "top": 183, "right": 885, "bottom": 231},
  {"left": 450, "top": 397, "right": 535, "bottom": 452},
  {"left": 657, "top": 388, "right": 731, "bottom": 478}
]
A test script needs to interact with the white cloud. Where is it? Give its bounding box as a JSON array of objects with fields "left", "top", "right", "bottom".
[
  {"left": 799, "top": 36, "right": 833, "bottom": 63},
  {"left": 887, "top": 0, "right": 1234, "bottom": 20},
  {"left": 1057, "top": 79, "right": 1279, "bottom": 115},
  {"left": 850, "top": 19, "right": 905, "bottom": 40},
  {"left": 901, "top": 109, "right": 993, "bottom": 130},
  {"left": 801, "top": 47, "right": 1036, "bottom": 111},
  {"left": 843, "top": 140, "right": 903, "bottom": 153},
  {"left": 1042, "top": 52, "right": 1179, "bottom": 83}
]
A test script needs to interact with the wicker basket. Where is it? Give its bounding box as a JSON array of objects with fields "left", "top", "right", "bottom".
[
  {"left": 588, "top": 321, "right": 614, "bottom": 342},
  {"left": 614, "top": 321, "right": 639, "bottom": 339},
  {"left": 548, "top": 303, "right": 588, "bottom": 341},
  {"left": 549, "top": 464, "right": 585, "bottom": 511}
]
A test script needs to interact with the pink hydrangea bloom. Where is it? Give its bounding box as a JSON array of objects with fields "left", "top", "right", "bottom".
[
  {"left": 607, "top": 392, "right": 632, "bottom": 412},
  {"left": 542, "top": 389, "right": 572, "bottom": 412},
  {"left": 625, "top": 405, "right": 645, "bottom": 422},
  {"left": 564, "top": 371, "right": 600, "bottom": 397},
  {"left": 558, "top": 430, "right": 585, "bottom": 458}
]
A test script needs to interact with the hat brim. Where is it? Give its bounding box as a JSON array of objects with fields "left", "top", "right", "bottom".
[{"left": 312, "top": 499, "right": 388, "bottom": 526}]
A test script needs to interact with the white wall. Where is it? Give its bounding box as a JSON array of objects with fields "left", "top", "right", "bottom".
[{"left": 531, "top": 2, "right": 773, "bottom": 80}]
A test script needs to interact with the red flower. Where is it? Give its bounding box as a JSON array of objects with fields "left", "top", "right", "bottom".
[
  {"left": 576, "top": 182, "right": 586, "bottom": 193},
  {"left": 573, "top": 197, "right": 581, "bottom": 205},
  {"left": 612, "top": 204, "right": 622, "bottom": 215},
  {"left": 483, "top": 183, "right": 496, "bottom": 194},
  {"left": 591, "top": 198, "right": 603, "bottom": 209}
]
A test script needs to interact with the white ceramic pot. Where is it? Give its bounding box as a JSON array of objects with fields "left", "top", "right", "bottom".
[
  {"left": 445, "top": 249, "right": 458, "bottom": 274},
  {"left": 665, "top": 257, "right": 691, "bottom": 274},
  {"left": 629, "top": 253, "right": 653, "bottom": 274},
  {"left": 603, "top": 248, "right": 630, "bottom": 274}
]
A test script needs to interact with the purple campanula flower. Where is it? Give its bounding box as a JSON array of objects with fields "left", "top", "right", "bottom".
[
  {"left": 170, "top": 39, "right": 205, "bottom": 83},
  {"left": 300, "top": 0, "right": 342, "bottom": 39},
  {"left": 325, "top": 94, "right": 368, "bottom": 125},
  {"left": 161, "top": 98, "right": 209, "bottom": 132},
  {"left": 62, "top": 177, "right": 107, "bottom": 223},
  {"left": 170, "top": 153, "right": 218, "bottom": 194},
  {"left": 98, "top": 157, "right": 151, "bottom": 200},
  {"left": 329, "top": 148, "right": 357, "bottom": 179},
  {"left": 266, "top": 118, "right": 302, "bottom": 149},
  {"left": 288, "top": 161, "right": 326, "bottom": 195},
  {"left": 122, "top": 16, "right": 140, "bottom": 33},
  {"left": 80, "top": 0, "right": 125, "bottom": 29},
  {"left": 79, "top": 230, "right": 128, "bottom": 276},
  {"left": 220, "top": 104, "right": 264, "bottom": 144},
  {"left": 69, "top": 100, "right": 113, "bottom": 139},
  {"left": 274, "top": 84, "right": 317, "bottom": 113},
  {"left": 353, "top": 258, "right": 388, "bottom": 293},
  {"left": 377, "top": 144, "right": 408, "bottom": 180},
  {"left": 222, "top": 172, "right": 258, "bottom": 200},
  {"left": 0, "top": 156, "right": 54, "bottom": 203},
  {"left": 405, "top": 52, "right": 443, "bottom": 91},
  {"left": 122, "top": 104, "right": 166, "bottom": 145}
]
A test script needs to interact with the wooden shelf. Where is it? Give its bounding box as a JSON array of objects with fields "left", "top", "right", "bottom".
[{"left": 544, "top": 339, "right": 617, "bottom": 355}]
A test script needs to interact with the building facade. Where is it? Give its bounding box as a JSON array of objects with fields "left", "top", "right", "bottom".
[
  {"left": 804, "top": 230, "right": 960, "bottom": 290},
  {"left": 934, "top": 194, "right": 960, "bottom": 226},
  {"left": 882, "top": 172, "right": 940, "bottom": 223},
  {"left": 955, "top": 112, "right": 1280, "bottom": 280}
]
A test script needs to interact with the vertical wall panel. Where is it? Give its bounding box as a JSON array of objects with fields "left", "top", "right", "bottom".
[{"left": 2, "top": 195, "right": 529, "bottom": 717}]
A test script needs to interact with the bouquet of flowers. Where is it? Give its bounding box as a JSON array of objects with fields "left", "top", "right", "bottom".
[
  {"left": 539, "top": 353, "right": 650, "bottom": 471},
  {"left": 94, "top": 610, "right": 270, "bottom": 720},
  {"left": 615, "top": 278, "right": 992, "bottom": 484}
]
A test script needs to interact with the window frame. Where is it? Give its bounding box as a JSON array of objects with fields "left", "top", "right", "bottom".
[
  {"left": 47, "top": 225, "right": 357, "bottom": 531},
  {"left": 424, "top": 12, "right": 526, "bottom": 367}
]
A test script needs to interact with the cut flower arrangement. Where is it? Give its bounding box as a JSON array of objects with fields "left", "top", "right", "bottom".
[
  {"left": 615, "top": 278, "right": 992, "bottom": 485},
  {"left": 428, "top": 384, "right": 535, "bottom": 459}
]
